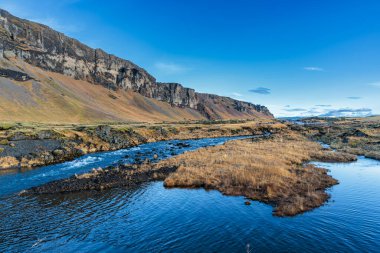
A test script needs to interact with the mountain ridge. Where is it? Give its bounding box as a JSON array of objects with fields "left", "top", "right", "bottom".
[{"left": 0, "top": 8, "right": 273, "bottom": 121}]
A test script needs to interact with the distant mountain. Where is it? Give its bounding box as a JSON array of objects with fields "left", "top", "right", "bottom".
[{"left": 0, "top": 9, "right": 273, "bottom": 123}]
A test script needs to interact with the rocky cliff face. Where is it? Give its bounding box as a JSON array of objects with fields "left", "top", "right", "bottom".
[{"left": 0, "top": 9, "right": 273, "bottom": 119}]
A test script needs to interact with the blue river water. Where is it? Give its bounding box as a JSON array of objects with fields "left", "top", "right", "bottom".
[{"left": 0, "top": 136, "right": 379, "bottom": 252}]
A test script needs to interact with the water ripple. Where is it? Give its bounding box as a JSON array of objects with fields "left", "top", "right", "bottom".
[{"left": 0, "top": 141, "right": 380, "bottom": 252}]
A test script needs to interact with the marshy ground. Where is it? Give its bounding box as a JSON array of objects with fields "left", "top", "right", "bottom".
[
  {"left": 25, "top": 130, "right": 357, "bottom": 217},
  {"left": 5, "top": 117, "right": 380, "bottom": 216},
  {"left": 0, "top": 119, "right": 284, "bottom": 170},
  {"left": 160, "top": 131, "right": 356, "bottom": 216},
  {"left": 292, "top": 116, "right": 380, "bottom": 160}
]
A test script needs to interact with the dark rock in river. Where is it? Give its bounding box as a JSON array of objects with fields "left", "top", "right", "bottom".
[
  {"left": 175, "top": 142, "right": 191, "bottom": 148},
  {"left": 24, "top": 165, "right": 178, "bottom": 194}
]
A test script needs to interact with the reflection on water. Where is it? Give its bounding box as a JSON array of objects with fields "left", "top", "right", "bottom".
[{"left": 0, "top": 137, "right": 380, "bottom": 252}]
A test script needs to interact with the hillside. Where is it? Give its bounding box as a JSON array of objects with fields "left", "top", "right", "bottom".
[
  {"left": 0, "top": 8, "right": 273, "bottom": 123},
  {"left": 0, "top": 58, "right": 206, "bottom": 123}
]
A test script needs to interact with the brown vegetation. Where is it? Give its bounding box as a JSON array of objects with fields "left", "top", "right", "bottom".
[
  {"left": 159, "top": 132, "right": 355, "bottom": 216},
  {"left": 25, "top": 130, "right": 357, "bottom": 217},
  {"left": 296, "top": 117, "right": 380, "bottom": 161},
  {"left": 0, "top": 120, "right": 285, "bottom": 170},
  {"left": 0, "top": 156, "right": 19, "bottom": 169}
]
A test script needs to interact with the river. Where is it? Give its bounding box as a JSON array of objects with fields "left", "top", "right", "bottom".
[{"left": 0, "top": 136, "right": 379, "bottom": 252}]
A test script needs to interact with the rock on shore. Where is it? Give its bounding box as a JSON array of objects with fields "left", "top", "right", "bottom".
[{"left": 24, "top": 164, "right": 178, "bottom": 194}]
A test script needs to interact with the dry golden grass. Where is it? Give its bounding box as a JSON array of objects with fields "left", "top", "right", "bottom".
[
  {"left": 159, "top": 132, "right": 354, "bottom": 216},
  {"left": 0, "top": 156, "right": 19, "bottom": 170},
  {"left": 300, "top": 117, "right": 380, "bottom": 161},
  {"left": 129, "top": 120, "right": 286, "bottom": 141},
  {"left": 0, "top": 120, "right": 285, "bottom": 170}
]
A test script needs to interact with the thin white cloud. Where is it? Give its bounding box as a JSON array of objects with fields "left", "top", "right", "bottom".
[
  {"left": 320, "top": 108, "right": 372, "bottom": 117},
  {"left": 0, "top": 2, "right": 84, "bottom": 34},
  {"left": 369, "top": 82, "right": 380, "bottom": 88},
  {"left": 30, "top": 17, "right": 83, "bottom": 34},
  {"left": 304, "top": 67, "right": 324, "bottom": 72},
  {"left": 154, "top": 62, "right": 189, "bottom": 75},
  {"left": 284, "top": 108, "right": 308, "bottom": 112},
  {"left": 0, "top": 2, "right": 27, "bottom": 16},
  {"left": 232, "top": 92, "right": 243, "bottom": 97},
  {"left": 279, "top": 105, "right": 373, "bottom": 118},
  {"left": 248, "top": 87, "right": 271, "bottom": 95}
]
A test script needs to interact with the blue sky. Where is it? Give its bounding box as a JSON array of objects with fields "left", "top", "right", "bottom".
[{"left": 1, "top": 0, "right": 379, "bottom": 117}]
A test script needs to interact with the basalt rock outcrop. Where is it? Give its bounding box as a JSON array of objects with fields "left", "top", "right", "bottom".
[
  {"left": 0, "top": 8, "right": 273, "bottom": 119},
  {"left": 0, "top": 68, "right": 32, "bottom": 81}
]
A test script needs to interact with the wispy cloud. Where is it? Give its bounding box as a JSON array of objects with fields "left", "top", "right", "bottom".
[
  {"left": 0, "top": 1, "right": 84, "bottom": 34},
  {"left": 154, "top": 62, "right": 189, "bottom": 75},
  {"left": 248, "top": 87, "right": 271, "bottom": 95},
  {"left": 320, "top": 108, "right": 372, "bottom": 117},
  {"left": 284, "top": 108, "right": 308, "bottom": 112},
  {"left": 315, "top": 104, "right": 332, "bottom": 107},
  {"left": 369, "top": 82, "right": 380, "bottom": 88},
  {"left": 347, "top": 96, "right": 362, "bottom": 100},
  {"left": 31, "top": 17, "right": 83, "bottom": 33},
  {"left": 0, "top": 2, "right": 27, "bottom": 16},
  {"left": 304, "top": 67, "right": 324, "bottom": 72},
  {"left": 306, "top": 108, "right": 321, "bottom": 114},
  {"left": 280, "top": 105, "right": 373, "bottom": 118},
  {"left": 232, "top": 92, "right": 243, "bottom": 97}
]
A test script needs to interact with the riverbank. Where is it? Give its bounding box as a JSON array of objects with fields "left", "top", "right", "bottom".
[
  {"left": 0, "top": 119, "right": 285, "bottom": 170},
  {"left": 289, "top": 116, "right": 380, "bottom": 160},
  {"left": 24, "top": 131, "right": 357, "bottom": 216}
]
